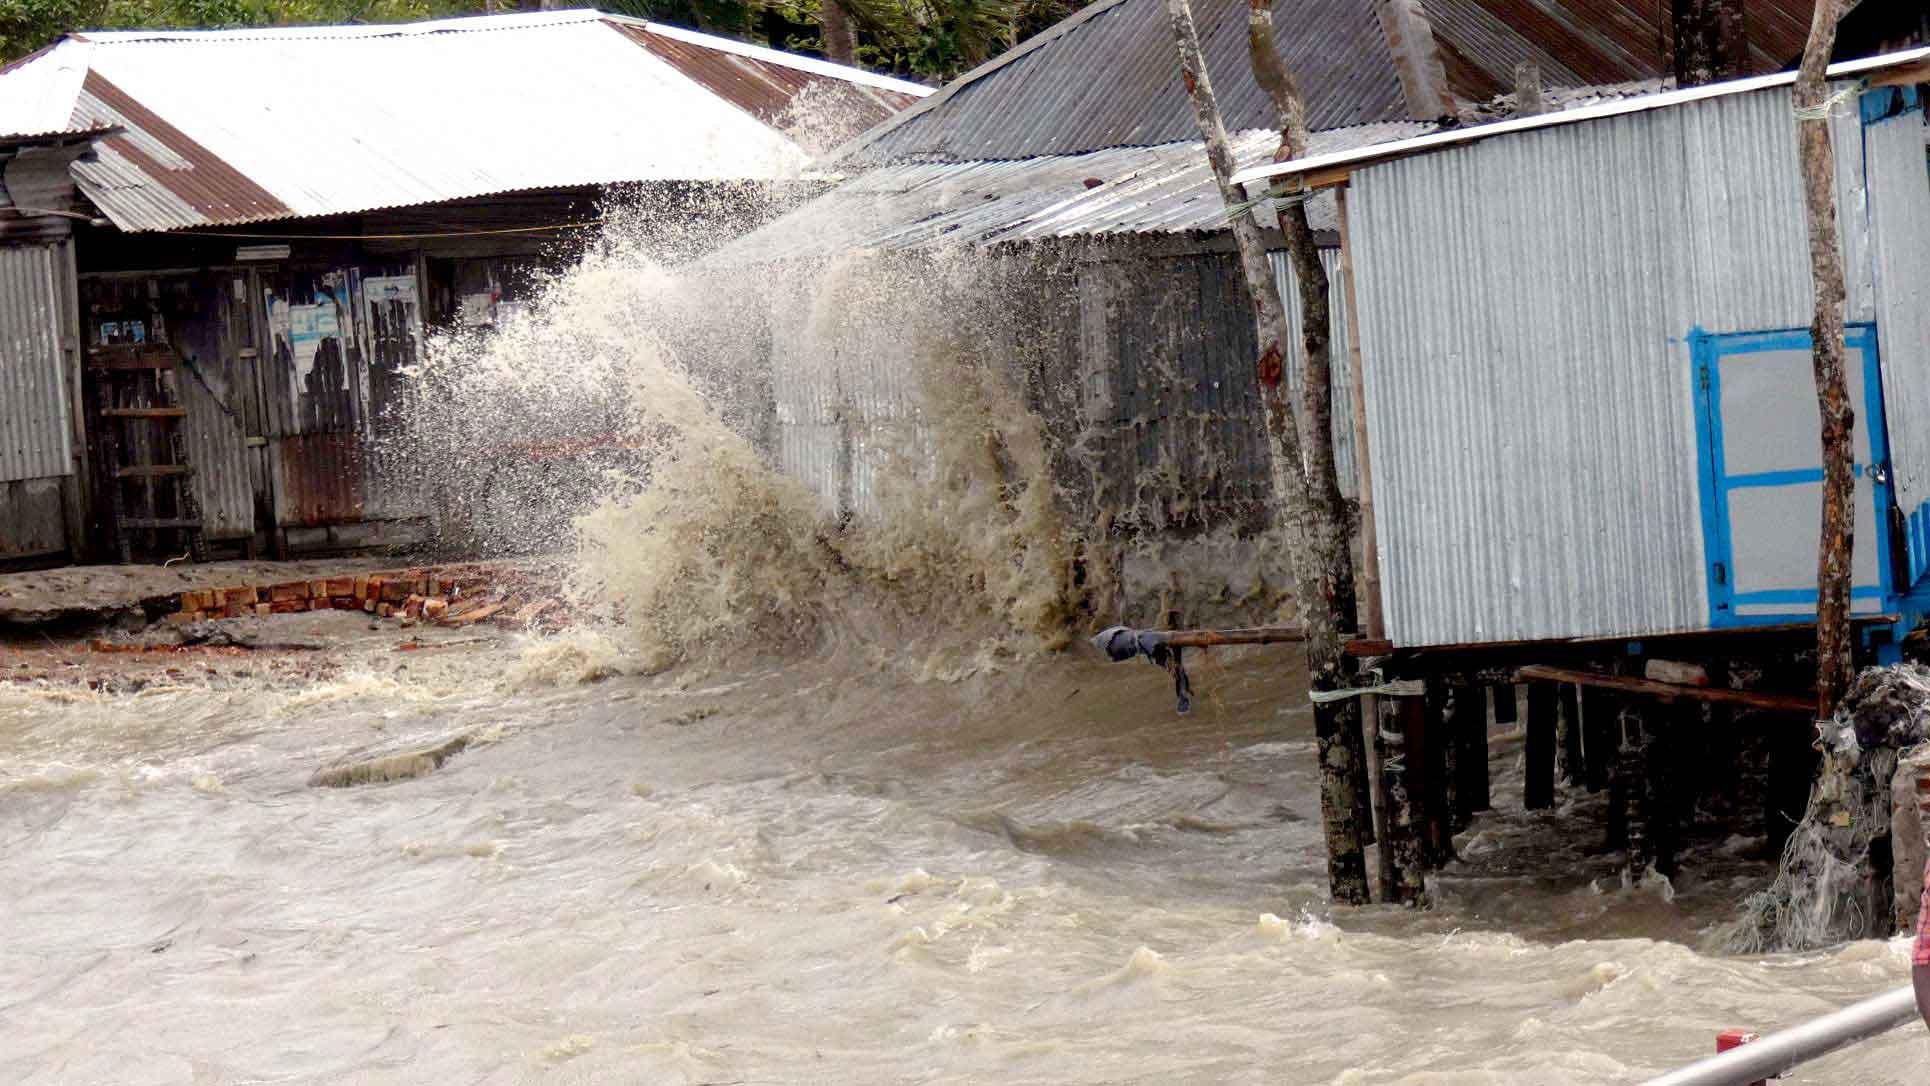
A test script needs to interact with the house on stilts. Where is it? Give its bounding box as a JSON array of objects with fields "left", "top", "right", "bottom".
[{"left": 1233, "top": 45, "right": 1930, "bottom": 898}]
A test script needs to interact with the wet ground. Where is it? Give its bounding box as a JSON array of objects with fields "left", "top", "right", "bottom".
[{"left": 2, "top": 618, "right": 1927, "bottom": 1083}]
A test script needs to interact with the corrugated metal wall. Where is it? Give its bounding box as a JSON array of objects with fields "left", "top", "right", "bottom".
[
  {"left": 1865, "top": 97, "right": 1930, "bottom": 545},
  {"left": 1273, "top": 247, "right": 1358, "bottom": 499},
  {"left": 1350, "top": 83, "right": 1879, "bottom": 647},
  {"left": 768, "top": 245, "right": 1359, "bottom": 535},
  {"left": 0, "top": 243, "right": 75, "bottom": 483}
]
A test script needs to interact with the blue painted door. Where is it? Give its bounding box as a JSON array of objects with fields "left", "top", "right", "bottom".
[{"left": 1692, "top": 324, "right": 1895, "bottom": 626}]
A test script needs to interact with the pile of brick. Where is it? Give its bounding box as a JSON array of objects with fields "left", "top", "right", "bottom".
[{"left": 164, "top": 563, "right": 563, "bottom": 631}]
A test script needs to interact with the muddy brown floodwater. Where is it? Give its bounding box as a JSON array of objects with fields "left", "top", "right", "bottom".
[{"left": 2, "top": 614, "right": 1927, "bottom": 1083}]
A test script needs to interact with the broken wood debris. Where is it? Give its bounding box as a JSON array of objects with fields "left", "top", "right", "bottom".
[{"left": 308, "top": 732, "right": 474, "bottom": 788}]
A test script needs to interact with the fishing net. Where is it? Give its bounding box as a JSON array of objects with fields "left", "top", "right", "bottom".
[{"left": 1723, "top": 664, "right": 1930, "bottom": 953}]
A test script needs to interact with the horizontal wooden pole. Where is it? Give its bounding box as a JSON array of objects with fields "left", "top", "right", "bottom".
[
  {"left": 1514, "top": 664, "right": 1814, "bottom": 714},
  {"left": 1158, "top": 625, "right": 1305, "bottom": 648}
]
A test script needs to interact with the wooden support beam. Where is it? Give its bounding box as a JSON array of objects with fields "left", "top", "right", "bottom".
[
  {"left": 1490, "top": 683, "right": 1518, "bottom": 725},
  {"left": 1440, "top": 683, "right": 1462, "bottom": 833},
  {"left": 1377, "top": 697, "right": 1427, "bottom": 905},
  {"left": 1417, "top": 682, "right": 1453, "bottom": 867},
  {"left": 1336, "top": 185, "right": 1383, "bottom": 639},
  {"left": 1582, "top": 686, "right": 1616, "bottom": 794},
  {"left": 1524, "top": 681, "right": 1557, "bottom": 811},
  {"left": 1453, "top": 680, "right": 1490, "bottom": 817},
  {"left": 1558, "top": 683, "right": 1584, "bottom": 787},
  {"left": 1619, "top": 702, "right": 1649, "bottom": 875},
  {"left": 1516, "top": 664, "right": 1815, "bottom": 713}
]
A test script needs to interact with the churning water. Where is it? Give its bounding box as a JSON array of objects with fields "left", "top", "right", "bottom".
[{"left": 5, "top": 195, "right": 1929, "bottom": 1083}]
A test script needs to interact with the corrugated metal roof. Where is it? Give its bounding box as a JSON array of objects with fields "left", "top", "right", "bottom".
[
  {"left": 0, "top": 42, "right": 94, "bottom": 139},
  {"left": 721, "top": 122, "right": 1430, "bottom": 262},
  {"left": 1235, "top": 45, "right": 1930, "bottom": 187},
  {"left": 1427, "top": 0, "right": 1819, "bottom": 99},
  {"left": 0, "top": 10, "right": 928, "bottom": 233},
  {"left": 834, "top": 0, "right": 1849, "bottom": 168},
  {"left": 836, "top": 0, "right": 1411, "bottom": 166}
]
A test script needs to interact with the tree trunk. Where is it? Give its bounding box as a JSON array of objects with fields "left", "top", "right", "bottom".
[
  {"left": 1163, "top": 0, "right": 1369, "bottom": 906},
  {"left": 1794, "top": 0, "right": 1854, "bottom": 720},
  {"left": 1246, "top": 0, "right": 1358, "bottom": 639},
  {"left": 821, "top": 0, "right": 857, "bottom": 66}
]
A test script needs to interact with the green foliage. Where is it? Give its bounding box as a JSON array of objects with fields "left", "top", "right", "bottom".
[{"left": 0, "top": 0, "right": 462, "bottom": 62}]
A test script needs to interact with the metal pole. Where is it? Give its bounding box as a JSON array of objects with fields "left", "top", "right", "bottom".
[{"left": 1640, "top": 985, "right": 1919, "bottom": 1086}]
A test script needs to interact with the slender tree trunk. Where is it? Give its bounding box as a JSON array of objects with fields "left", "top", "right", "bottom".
[
  {"left": 821, "top": 0, "right": 857, "bottom": 65},
  {"left": 1164, "top": 0, "right": 1369, "bottom": 905},
  {"left": 1794, "top": 0, "right": 1854, "bottom": 719},
  {"left": 1246, "top": 0, "right": 1358, "bottom": 638}
]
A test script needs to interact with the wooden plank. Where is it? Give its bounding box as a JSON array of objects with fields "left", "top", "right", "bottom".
[
  {"left": 1514, "top": 664, "right": 1814, "bottom": 713},
  {"left": 115, "top": 464, "right": 192, "bottom": 478},
  {"left": 117, "top": 517, "right": 203, "bottom": 528},
  {"left": 102, "top": 406, "right": 186, "bottom": 418}
]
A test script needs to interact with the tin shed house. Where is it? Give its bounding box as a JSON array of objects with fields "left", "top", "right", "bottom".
[
  {"left": 0, "top": 10, "right": 926, "bottom": 566},
  {"left": 1236, "top": 48, "right": 1930, "bottom": 655}
]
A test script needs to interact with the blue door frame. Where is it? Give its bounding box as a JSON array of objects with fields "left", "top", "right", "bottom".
[{"left": 1690, "top": 323, "right": 1897, "bottom": 627}]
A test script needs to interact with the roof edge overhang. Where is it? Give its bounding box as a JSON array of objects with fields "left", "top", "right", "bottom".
[{"left": 1234, "top": 45, "right": 1930, "bottom": 192}]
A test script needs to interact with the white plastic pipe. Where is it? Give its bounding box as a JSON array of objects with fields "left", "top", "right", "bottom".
[{"left": 1640, "top": 985, "right": 1919, "bottom": 1086}]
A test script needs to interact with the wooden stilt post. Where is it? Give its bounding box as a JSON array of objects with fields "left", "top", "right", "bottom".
[
  {"left": 1439, "top": 683, "right": 1462, "bottom": 833},
  {"left": 1349, "top": 713, "right": 1375, "bottom": 846},
  {"left": 1582, "top": 686, "right": 1615, "bottom": 793},
  {"left": 1313, "top": 693, "right": 1372, "bottom": 905},
  {"left": 1453, "top": 679, "right": 1490, "bottom": 818},
  {"left": 1418, "top": 680, "right": 1454, "bottom": 866},
  {"left": 1525, "top": 681, "right": 1558, "bottom": 810},
  {"left": 1490, "top": 683, "right": 1518, "bottom": 726},
  {"left": 1603, "top": 694, "right": 1630, "bottom": 850},
  {"left": 1377, "top": 695, "right": 1427, "bottom": 906},
  {"left": 1620, "top": 701, "right": 1653, "bottom": 879},
  {"left": 1372, "top": 707, "right": 1397, "bottom": 890},
  {"left": 1558, "top": 683, "right": 1584, "bottom": 787},
  {"left": 1653, "top": 700, "right": 1696, "bottom": 878}
]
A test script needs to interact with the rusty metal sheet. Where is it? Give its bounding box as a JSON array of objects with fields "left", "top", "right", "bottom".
[
  {"left": 1425, "top": 0, "right": 1818, "bottom": 97},
  {"left": 610, "top": 21, "right": 921, "bottom": 131},
  {"left": 75, "top": 71, "right": 292, "bottom": 229},
  {"left": 277, "top": 433, "right": 363, "bottom": 527}
]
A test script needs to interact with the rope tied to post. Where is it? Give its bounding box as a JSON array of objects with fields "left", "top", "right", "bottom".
[{"left": 1308, "top": 677, "right": 1425, "bottom": 704}]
